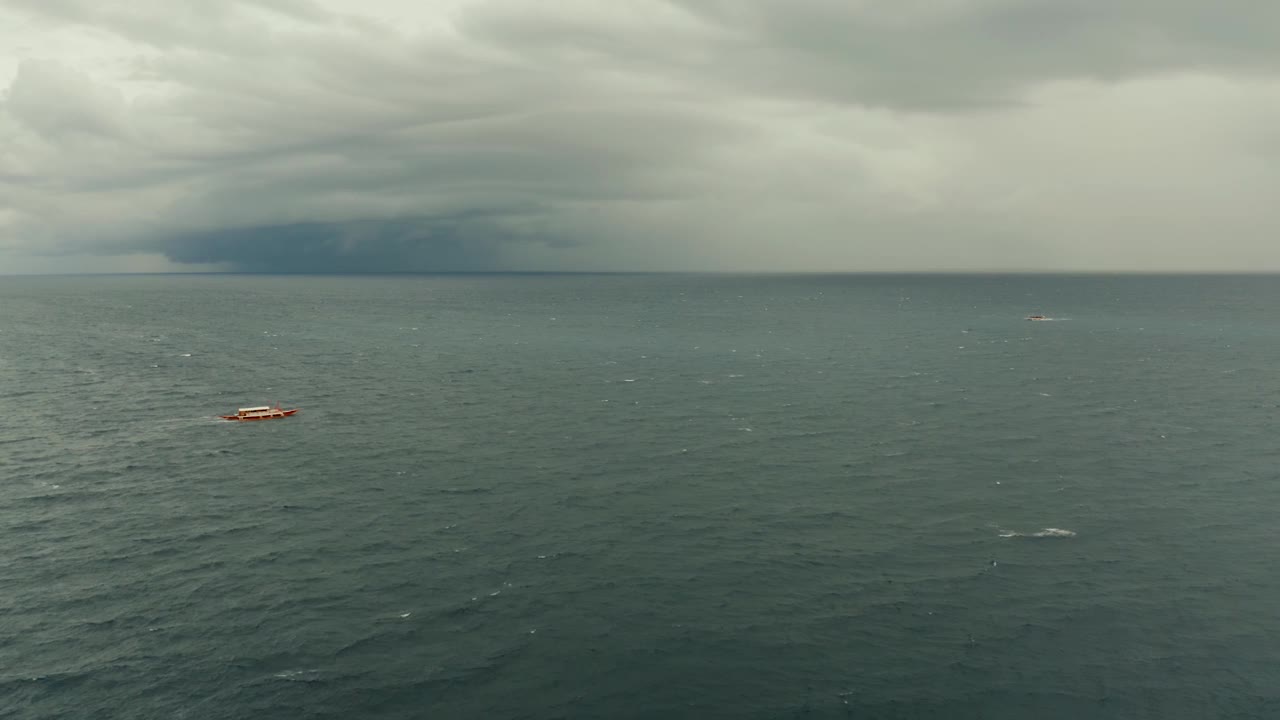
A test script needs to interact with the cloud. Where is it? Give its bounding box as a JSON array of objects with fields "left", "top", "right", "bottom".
[
  {"left": 2, "top": 0, "right": 1280, "bottom": 272},
  {"left": 163, "top": 213, "right": 548, "bottom": 272},
  {"left": 663, "top": 0, "right": 1280, "bottom": 109},
  {"left": 6, "top": 60, "right": 129, "bottom": 140}
]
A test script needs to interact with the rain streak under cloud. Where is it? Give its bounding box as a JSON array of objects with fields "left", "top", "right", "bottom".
[{"left": 3, "top": 0, "right": 1280, "bottom": 273}]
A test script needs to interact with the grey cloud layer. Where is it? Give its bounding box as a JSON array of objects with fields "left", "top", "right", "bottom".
[
  {"left": 3, "top": 0, "right": 1280, "bottom": 272},
  {"left": 663, "top": 1, "right": 1280, "bottom": 108}
]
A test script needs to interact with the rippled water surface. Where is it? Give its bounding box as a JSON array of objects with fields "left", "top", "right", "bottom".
[{"left": 3, "top": 274, "right": 1280, "bottom": 719}]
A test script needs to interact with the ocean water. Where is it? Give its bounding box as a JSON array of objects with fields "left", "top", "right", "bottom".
[{"left": 3, "top": 273, "right": 1279, "bottom": 719}]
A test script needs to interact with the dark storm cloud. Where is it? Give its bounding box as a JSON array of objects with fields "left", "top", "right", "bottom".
[
  {"left": 163, "top": 215, "right": 528, "bottom": 272},
  {"left": 3, "top": 0, "right": 1280, "bottom": 272}
]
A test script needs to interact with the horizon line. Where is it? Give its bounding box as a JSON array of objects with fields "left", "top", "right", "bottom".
[{"left": 7, "top": 269, "right": 1280, "bottom": 278}]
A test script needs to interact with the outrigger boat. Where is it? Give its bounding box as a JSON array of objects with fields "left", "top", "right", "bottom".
[{"left": 220, "top": 402, "right": 299, "bottom": 421}]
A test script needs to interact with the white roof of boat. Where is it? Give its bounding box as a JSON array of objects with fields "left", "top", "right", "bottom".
[{"left": 239, "top": 406, "right": 272, "bottom": 412}]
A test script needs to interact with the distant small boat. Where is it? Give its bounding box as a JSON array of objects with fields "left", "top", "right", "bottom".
[
  {"left": 220, "top": 403, "right": 299, "bottom": 421},
  {"left": 1026, "top": 315, "right": 1048, "bottom": 321}
]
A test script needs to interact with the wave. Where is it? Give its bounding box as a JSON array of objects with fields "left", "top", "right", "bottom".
[
  {"left": 998, "top": 527, "right": 1076, "bottom": 539},
  {"left": 272, "top": 669, "right": 325, "bottom": 683}
]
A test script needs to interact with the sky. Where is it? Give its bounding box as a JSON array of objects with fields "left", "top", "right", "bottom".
[{"left": 2, "top": 0, "right": 1280, "bottom": 273}]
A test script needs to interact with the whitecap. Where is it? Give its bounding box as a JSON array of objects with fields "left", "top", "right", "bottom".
[
  {"left": 274, "top": 669, "right": 322, "bottom": 681},
  {"left": 999, "top": 527, "right": 1076, "bottom": 538}
]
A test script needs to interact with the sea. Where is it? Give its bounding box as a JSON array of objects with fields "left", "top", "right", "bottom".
[{"left": 2, "top": 273, "right": 1279, "bottom": 719}]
